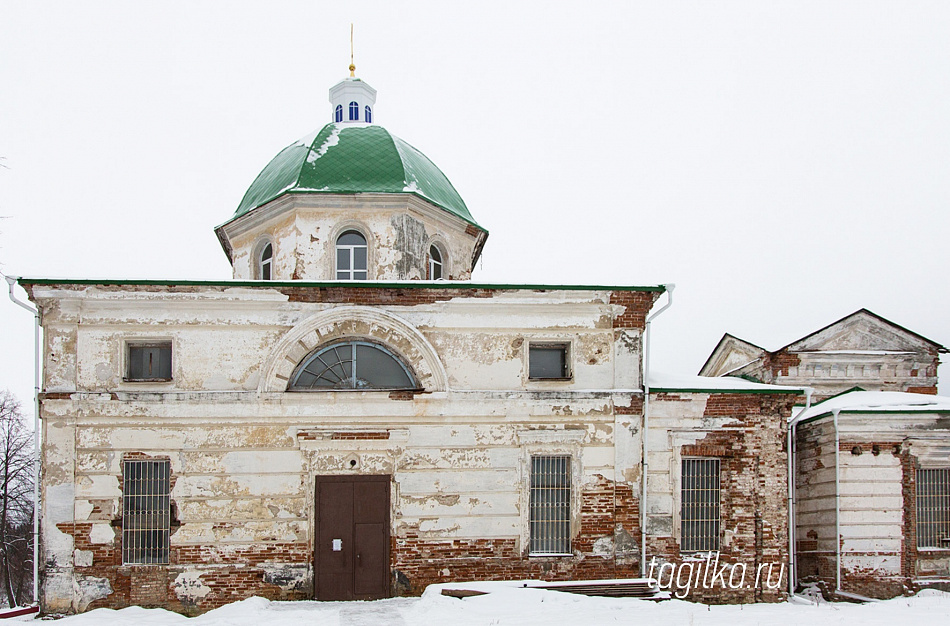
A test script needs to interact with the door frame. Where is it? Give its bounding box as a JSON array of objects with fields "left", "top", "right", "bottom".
[{"left": 313, "top": 474, "right": 392, "bottom": 600}]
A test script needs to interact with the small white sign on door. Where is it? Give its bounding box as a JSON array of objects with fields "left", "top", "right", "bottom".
[{"left": 332, "top": 538, "right": 343, "bottom": 552}]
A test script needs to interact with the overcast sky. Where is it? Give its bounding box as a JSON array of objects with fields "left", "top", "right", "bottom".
[{"left": 2, "top": 1, "right": 948, "bottom": 413}]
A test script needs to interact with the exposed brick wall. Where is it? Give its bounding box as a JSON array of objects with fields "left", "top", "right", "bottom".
[
  {"left": 609, "top": 291, "right": 662, "bottom": 329},
  {"left": 392, "top": 475, "right": 641, "bottom": 594},
  {"left": 645, "top": 393, "right": 797, "bottom": 604}
]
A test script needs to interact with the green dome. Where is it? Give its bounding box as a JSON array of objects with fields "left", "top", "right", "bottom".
[{"left": 234, "top": 123, "right": 478, "bottom": 226}]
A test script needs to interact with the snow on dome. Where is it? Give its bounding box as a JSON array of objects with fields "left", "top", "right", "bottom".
[{"left": 232, "top": 123, "right": 478, "bottom": 227}]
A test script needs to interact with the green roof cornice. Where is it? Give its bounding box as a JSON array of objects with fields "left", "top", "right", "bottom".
[{"left": 18, "top": 278, "right": 666, "bottom": 293}]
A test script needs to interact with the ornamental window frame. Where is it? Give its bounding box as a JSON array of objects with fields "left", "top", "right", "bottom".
[
  {"left": 365, "top": 105, "right": 372, "bottom": 124},
  {"left": 349, "top": 101, "right": 359, "bottom": 121},
  {"left": 335, "top": 104, "right": 343, "bottom": 123},
  {"left": 287, "top": 339, "right": 418, "bottom": 391}
]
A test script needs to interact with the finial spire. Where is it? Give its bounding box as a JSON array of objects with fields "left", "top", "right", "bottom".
[{"left": 349, "top": 24, "right": 356, "bottom": 77}]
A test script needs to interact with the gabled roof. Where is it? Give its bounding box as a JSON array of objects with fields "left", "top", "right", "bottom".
[
  {"left": 700, "top": 309, "right": 947, "bottom": 379},
  {"left": 778, "top": 308, "right": 947, "bottom": 354},
  {"left": 698, "top": 333, "right": 768, "bottom": 377}
]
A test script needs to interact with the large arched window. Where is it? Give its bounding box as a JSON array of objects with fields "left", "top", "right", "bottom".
[
  {"left": 289, "top": 340, "right": 416, "bottom": 390},
  {"left": 349, "top": 101, "right": 359, "bottom": 121},
  {"left": 428, "top": 245, "right": 443, "bottom": 280},
  {"left": 365, "top": 105, "right": 373, "bottom": 124},
  {"left": 258, "top": 242, "right": 273, "bottom": 280},
  {"left": 336, "top": 230, "right": 368, "bottom": 280}
]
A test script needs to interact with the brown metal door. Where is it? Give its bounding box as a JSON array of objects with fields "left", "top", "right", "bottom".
[{"left": 315, "top": 475, "right": 390, "bottom": 600}]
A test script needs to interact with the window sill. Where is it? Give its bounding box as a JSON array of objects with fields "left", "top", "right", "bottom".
[
  {"left": 528, "top": 552, "right": 573, "bottom": 558},
  {"left": 527, "top": 377, "right": 573, "bottom": 382},
  {"left": 122, "top": 378, "right": 173, "bottom": 383}
]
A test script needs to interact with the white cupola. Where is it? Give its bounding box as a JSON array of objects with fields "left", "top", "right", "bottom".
[{"left": 329, "top": 63, "right": 377, "bottom": 124}]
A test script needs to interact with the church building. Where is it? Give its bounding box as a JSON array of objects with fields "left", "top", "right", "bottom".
[{"left": 14, "top": 68, "right": 948, "bottom": 614}]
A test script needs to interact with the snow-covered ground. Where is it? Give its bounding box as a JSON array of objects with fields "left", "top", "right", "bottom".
[{"left": 17, "top": 585, "right": 950, "bottom": 625}]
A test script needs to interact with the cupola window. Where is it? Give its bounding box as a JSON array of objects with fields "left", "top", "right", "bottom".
[
  {"left": 428, "top": 245, "right": 443, "bottom": 280},
  {"left": 336, "top": 230, "right": 368, "bottom": 280},
  {"left": 349, "top": 101, "right": 359, "bottom": 121},
  {"left": 259, "top": 242, "right": 273, "bottom": 280},
  {"left": 334, "top": 104, "right": 343, "bottom": 123},
  {"left": 288, "top": 340, "right": 416, "bottom": 390},
  {"left": 365, "top": 105, "right": 372, "bottom": 124}
]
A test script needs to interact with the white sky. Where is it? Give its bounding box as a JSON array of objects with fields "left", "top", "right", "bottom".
[{"left": 2, "top": 1, "right": 949, "bottom": 413}]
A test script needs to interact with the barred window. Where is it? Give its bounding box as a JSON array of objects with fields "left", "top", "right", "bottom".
[
  {"left": 530, "top": 455, "right": 571, "bottom": 555},
  {"left": 123, "top": 459, "right": 171, "bottom": 565},
  {"left": 681, "top": 458, "right": 720, "bottom": 551},
  {"left": 917, "top": 468, "right": 950, "bottom": 548}
]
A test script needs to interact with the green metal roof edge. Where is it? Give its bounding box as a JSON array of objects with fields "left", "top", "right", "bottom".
[
  {"left": 18, "top": 278, "right": 666, "bottom": 292},
  {"left": 651, "top": 387, "right": 805, "bottom": 395}
]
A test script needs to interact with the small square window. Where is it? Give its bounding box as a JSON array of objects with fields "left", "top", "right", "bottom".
[
  {"left": 126, "top": 341, "right": 172, "bottom": 381},
  {"left": 528, "top": 343, "right": 570, "bottom": 380}
]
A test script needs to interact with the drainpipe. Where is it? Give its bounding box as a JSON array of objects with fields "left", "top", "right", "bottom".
[
  {"left": 5, "top": 275, "right": 41, "bottom": 606},
  {"left": 833, "top": 408, "right": 841, "bottom": 593},
  {"left": 640, "top": 284, "right": 674, "bottom": 577},
  {"left": 786, "top": 387, "right": 813, "bottom": 596}
]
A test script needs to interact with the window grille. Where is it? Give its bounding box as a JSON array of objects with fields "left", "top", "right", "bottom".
[
  {"left": 123, "top": 459, "right": 171, "bottom": 565},
  {"left": 530, "top": 455, "right": 571, "bottom": 554},
  {"left": 917, "top": 468, "right": 950, "bottom": 548},
  {"left": 681, "top": 458, "right": 720, "bottom": 551}
]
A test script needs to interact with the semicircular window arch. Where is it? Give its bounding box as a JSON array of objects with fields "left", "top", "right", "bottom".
[{"left": 288, "top": 340, "right": 417, "bottom": 391}]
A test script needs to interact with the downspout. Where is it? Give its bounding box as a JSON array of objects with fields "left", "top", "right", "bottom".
[
  {"left": 640, "top": 284, "right": 674, "bottom": 577},
  {"left": 833, "top": 408, "right": 841, "bottom": 593},
  {"left": 786, "top": 387, "right": 813, "bottom": 596},
  {"left": 5, "top": 276, "right": 40, "bottom": 606}
]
